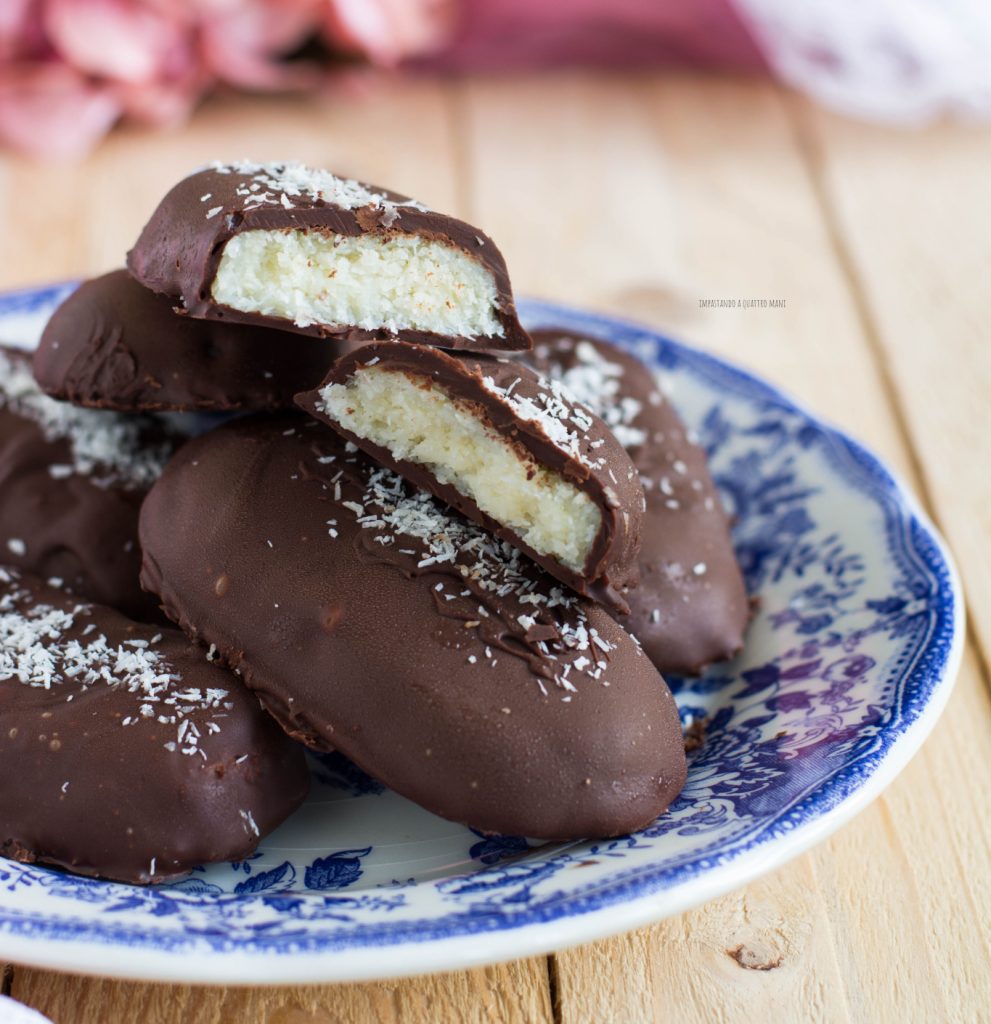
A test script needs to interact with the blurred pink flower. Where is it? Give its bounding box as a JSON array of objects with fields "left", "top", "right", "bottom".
[
  {"left": 0, "top": 0, "right": 768, "bottom": 159},
  {"left": 0, "top": 62, "right": 120, "bottom": 158},
  {"left": 0, "top": 0, "right": 46, "bottom": 62},
  {"left": 44, "top": 0, "right": 191, "bottom": 84},
  {"left": 198, "top": 0, "right": 323, "bottom": 89},
  {"left": 323, "top": 0, "right": 454, "bottom": 66},
  {"left": 0, "top": 0, "right": 334, "bottom": 158}
]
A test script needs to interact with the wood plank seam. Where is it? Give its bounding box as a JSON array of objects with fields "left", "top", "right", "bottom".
[
  {"left": 803, "top": 857, "right": 856, "bottom": 1023},
  {"left": 545, "top": 955, "right": 563, "bottom": 1024},
  {"left": 780, "top": 92, "right": 936, "bottom": 519},
  {"left": 780, "top": 89, "right": 991, "bottom": 700},
  {"left": 2, "top": 963, "right": 13, "bottom": 997}
]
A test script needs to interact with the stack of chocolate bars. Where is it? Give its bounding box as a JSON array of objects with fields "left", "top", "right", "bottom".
[{"left": 0, "top": 161, "right": 749, "bottom": 885}]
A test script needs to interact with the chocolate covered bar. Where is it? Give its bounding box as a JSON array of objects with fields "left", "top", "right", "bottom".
[
  {"left": 524, "top": 330, "right": 750, "bottom": 675},
  {"left": 127, "top": 161, "right": 531, "bottom": 352},
  {"left": 0, "top": 567, "right": 309, "bottom": 884},
  {"left": 0, "top": 345, "right": 175, "bottom": 620},
  {"left": 139, "top": 416, "right": 686, "bottom": 840},
  {"left": 297, "top": 341, "right": 645, "bottom": 615},
  {"left": 34, "top": 270, "right": 338, "bottom": 413}
]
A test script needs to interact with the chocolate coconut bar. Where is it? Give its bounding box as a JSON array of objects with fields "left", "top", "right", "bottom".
[
  {"left": 524, "top": 329, "right": 750, "bottom": 675},
  {"left": 0, "top": 567, "right": 309, "bottom": 884},
  {"left": 0, "top": 345, "right": 175, "bottom": 620},
  {"left": 127, "top": 161, "right": 531, "bottom": 352},
  {"left": 296, "top": 341, "right": 645, "bottom": 614},
  {"left": 139, "top": 416, "right": 686, "bottom": 840}
]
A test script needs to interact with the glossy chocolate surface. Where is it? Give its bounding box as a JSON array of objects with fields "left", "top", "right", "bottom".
[
  {"left": 140, "top": 415, "right": 686, "bottom": 840},
  {"left": 0, "top": 345, "right": 175, "bottom": 620},
  {"left": 34, "top": 270, "right": 338, "bottom": 413},
  {"left": 0, "top": 567, "right": 309, "bottom": 884}
]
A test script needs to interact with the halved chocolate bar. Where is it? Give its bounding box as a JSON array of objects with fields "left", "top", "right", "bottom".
[
  {"left": 296, "top": 341, "right": 645, "bottom": 614},
  {"left": 127, "top": 161, "right": 530, "bottom": 352}
]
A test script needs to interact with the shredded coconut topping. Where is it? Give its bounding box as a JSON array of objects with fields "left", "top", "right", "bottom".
[
  {"left": 533, "top": 338, "right": 648, "bottom": 450},
  {"left": 355, "top": 466, "right": 574, "bottom": 606},
  {"left": 0, "top": 349, "right": 172, "bottom": 489},
  {"left": 0, "top": 568, "right": 230, "bottom": 756},
  {"left": 323, "top": 461, "right": 616, "bottom": 689},
  {"left": 209, "top": 160, "right": 429, "bottom": 218},
  {"left": 480, "top": 370, "right": 600, "bottom": 468}
]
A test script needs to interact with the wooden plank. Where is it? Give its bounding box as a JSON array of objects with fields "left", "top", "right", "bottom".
[
  {"left": 554, "top": 859, "right": 850, "bottom": 1024},
  {"left": 459, "top": 73, "right": 911, "bottom": 476},
  {"left": 459, "top": 72, "right": 990, "bottom": 1023},
  {"left": 11, "top": 959, "right": 553, "bottom": 1024},
  {"left": 785, "top": 98, "right": 991, "bottom": 1024},
  {"left": 792, "top": 104, "right": 991, "bottom": 676}
]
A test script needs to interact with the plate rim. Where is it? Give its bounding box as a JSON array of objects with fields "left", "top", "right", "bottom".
[{"left": 0, "top": 290, "right": 965, "bottom": 984}]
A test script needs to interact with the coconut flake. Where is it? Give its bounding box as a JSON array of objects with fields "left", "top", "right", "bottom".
[
  {"left": 0, "top": 570, "right": 228, "bottom": 756},
  {"left": 207, "top": 160, "right": 429, "bottom": 219},
  {"left": 0, "top": 350, "right": 171, "bottom": 489}
]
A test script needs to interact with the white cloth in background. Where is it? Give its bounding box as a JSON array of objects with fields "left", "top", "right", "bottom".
[{"left": 737, "top": 0, "right": 991, "bottom": 121}]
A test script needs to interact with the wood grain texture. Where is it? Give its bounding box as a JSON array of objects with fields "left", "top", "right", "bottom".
[
  {"left": 11, "top": 959, "right": 552, "bottom": 1024},
  {"left": 0, "top": 73, "right": 988, "bottom": 1023},
  {"left": 794, "top": 104, "right": 991, "bottom": 677},
  {"left": 790, "top": 98, "right": 991, "bottom": 1024},
  {"left": 554, "top": 859, "right": 850, "bottom": 1024}
]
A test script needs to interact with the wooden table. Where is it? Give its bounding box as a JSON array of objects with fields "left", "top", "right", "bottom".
[{"left": 1, "top": 72, "right": 988, "bottom": 1023}]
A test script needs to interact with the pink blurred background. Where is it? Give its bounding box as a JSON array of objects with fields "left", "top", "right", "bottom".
[{"left": 2, "top": 0, "right": 990, "bottom": 159}]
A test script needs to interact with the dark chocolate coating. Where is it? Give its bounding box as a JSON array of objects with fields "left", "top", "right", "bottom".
[
  {"left": 297, "top": 341, "right": 645, "bottom": 615},
  {"left": 139, "top": 415, "right": 686, "bottom": 840},
  {"left": 0, "top": 567, "right": 309, "bottom": 885},
  {"left": 0, "top": 345, "right": 175, "bottom": 621},
  {"left": 523, "top": 330, "right": 750, "bottom": 675},
  {"left": 33, "top": 270, "right": 339, "bottom": 413},
  {"left": 127, "top": 162, "right": 531, "bottom": 352}
]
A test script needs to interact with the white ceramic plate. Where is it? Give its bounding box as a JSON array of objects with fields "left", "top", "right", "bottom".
[{"left": 0, "top": 284, "right": 963, "bottom": 983}]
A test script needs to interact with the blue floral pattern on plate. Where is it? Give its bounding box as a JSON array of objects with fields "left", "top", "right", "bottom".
[{"left": 0, "top": 286, "right": 962, "bottom": 982}]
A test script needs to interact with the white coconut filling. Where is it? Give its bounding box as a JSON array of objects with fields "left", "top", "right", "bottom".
[
  {"left": 212, "top": 229, "right": 505, "bottom": 338},
  {"left": 318, "top": 367, "right": 602, "bottom": 573}
]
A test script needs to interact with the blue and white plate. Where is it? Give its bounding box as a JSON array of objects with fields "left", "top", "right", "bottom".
[{"left": 0, "top": 284, "right": 963, "bottom": 983}]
